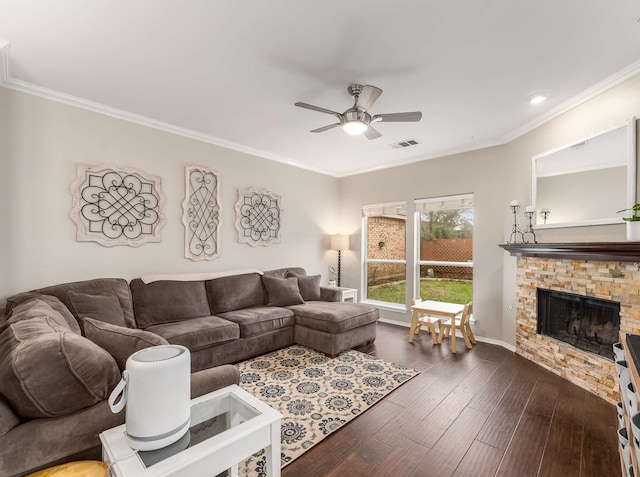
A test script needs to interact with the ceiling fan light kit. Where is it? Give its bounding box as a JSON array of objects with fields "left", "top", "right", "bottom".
[
  {"left": 343, "top": 120, "right": 368, "bottom": 135},
  {"left": 295, "top": 84, "right": 422, "bottom": 140}
]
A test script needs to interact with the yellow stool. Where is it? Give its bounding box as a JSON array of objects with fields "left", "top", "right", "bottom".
[{"left": 26, "top": 461, "right": 108, "bottom": 477}]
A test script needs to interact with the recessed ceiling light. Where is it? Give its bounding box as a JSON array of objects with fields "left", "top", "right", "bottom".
[{"left": 528, "top": 93, "right": 548, "bottom": 105}]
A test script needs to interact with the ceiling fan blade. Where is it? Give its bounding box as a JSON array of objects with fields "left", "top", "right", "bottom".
[
  {"left": 310, "top": 123, "right": 341, "bottom": 133},
  {"left": 364, "top": 126, "right": 382, "bottom": 140},
  {"left": 372, "top": 111, "right": 422, "bottom": 123},
  {"left": 295, "top": 102, "right": 342, "bottom": 119},
  {"left": 356, "top": 85, "right": 383, "bottom": 110}
]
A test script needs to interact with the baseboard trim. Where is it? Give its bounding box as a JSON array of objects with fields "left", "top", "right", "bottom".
[{"left": 378, "top": 317, "right": 516, "bottom": 352}]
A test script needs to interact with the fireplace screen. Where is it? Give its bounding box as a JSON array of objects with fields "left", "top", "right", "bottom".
[{"left": 537, "top": 288, "right": 620, "bottom": 361}]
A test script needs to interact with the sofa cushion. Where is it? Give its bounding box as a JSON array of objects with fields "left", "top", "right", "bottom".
[
  {"left": 1, "top": 299, "right": 75, "bottom": 335},
  {"left": 264, "top": 267, "right": 306, "bottom": 279},
  {"left": 144, "top": 316, "right": 239, "bottom": 352},
  {"left": 218, "top": 307, "right": 295, "bottom": 338},
  {"left": 286, "top": 272, "right": 321, "bottom": 301},
  {"left": 0, "top": 317, "right": 120, "bottom": 419},
  {"left": 262, "top": 276, "right": 304, "bottom": 306},
  {"left": 288, "top": 302, "right": 379, "bottom": 333},
  {"left": 68, "top": 292, "right": 127, "bottom": 329},
  {"left": 206, "top": 273, "right": 265, "bottom": 313},
  {"left": 130, "top": 279, "right": 211, "bottom": 328},
  {"left": 5, "top": 293, "right": 81, "bottom": 335},
  {"left": 84, "top": 318, "right": 168, "bottom": 371},
  {"left": 5, "top": 278, "right": 136, "bottom": 329}
]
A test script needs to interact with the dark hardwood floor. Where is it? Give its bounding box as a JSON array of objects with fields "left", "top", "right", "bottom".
[{"left": 282, "top": 322, "right": 621, "bottom": 477}]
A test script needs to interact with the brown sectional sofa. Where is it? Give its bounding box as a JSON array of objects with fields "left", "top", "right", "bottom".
[{"left": 0, "top": 267, "right": 378, "bottom": 476}]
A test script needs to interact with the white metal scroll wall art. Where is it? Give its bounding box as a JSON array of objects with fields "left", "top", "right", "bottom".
[
  {"left": 70, "top": 163, "right": 165, "bottom": 247},
  {"left": 182, "top": 165, "right": 221, "bottom": 261},
  {"left": 234, "top": 187, "right": 282, "bottom": 246}
]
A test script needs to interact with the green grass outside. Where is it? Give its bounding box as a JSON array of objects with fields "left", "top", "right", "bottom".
[{"left": 367, "top": 279, "right": 473, "bottom": 305}]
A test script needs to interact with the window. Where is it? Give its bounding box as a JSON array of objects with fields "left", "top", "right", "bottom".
[
  {"left": 362, "top": 202, "right": 406, "bottom": 305},
  {"left": 415, "top": 194, "right": 473, "bottom": 304}
]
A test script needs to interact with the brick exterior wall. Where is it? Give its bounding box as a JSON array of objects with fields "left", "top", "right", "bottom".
[
  {"left": 516, "top": 257, "right": 640, "bottom": 403},
  {"left": 367, "top": 217, "right": 405, "bottom": 283}
]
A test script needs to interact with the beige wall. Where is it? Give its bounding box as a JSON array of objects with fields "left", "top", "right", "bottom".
[
  {"left": 2, "top": 73, "right": 640, "bottom": 344},
  {"left": 340, "top": 74, "right": 640, "bottom": 344},
  {"left": 0, "top": 88, "right": 8, "bottom": 300},
  {"left": 339, "top": 146, "right": 508, "bottom": 339},
  {"left": 0, "top": 88, "right": 340, "bottom": 301}
]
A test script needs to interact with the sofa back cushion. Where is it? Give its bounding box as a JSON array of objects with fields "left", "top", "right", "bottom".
[
  {"left": 130, "top": 279, "right": 211, "bottom": 328},
  {"left": 206, "top": 273, "right": 265, "bottom": 313},
  {"left": 263, "top": 267, "right": 306, "bottom": 279},
  {"left": 68, "top": 292, "right": 128, "bottom": 331},
  {"left": 5, "top": 278, "right": 135, "bottom": 329},
  {"left": 2, "top": 298, "right": 80, "bottom": 335},
  {"left": 5, "top": 294, "right": 81, "bottom": 335},
  {"left": 83, "top": 318, "right": 168, "bottom": 371},
  {"left": 0, "top": 317, "right": 120, "bottom": 419}
]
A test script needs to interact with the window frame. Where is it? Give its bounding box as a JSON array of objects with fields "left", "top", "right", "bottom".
[
  {"left": 361, "top": 201, "right": 407, "bottom": 310},
  {"left": 413, "top": 193, "right": 474, "bottom": 302}
]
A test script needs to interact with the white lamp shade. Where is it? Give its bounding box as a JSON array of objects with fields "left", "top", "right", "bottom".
[{"left": 330, "top": 234, "right": 349, "bottom": 251}]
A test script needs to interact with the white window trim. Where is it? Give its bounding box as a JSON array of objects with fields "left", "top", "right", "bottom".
[
  {"left": 360, "top": 214, "right": 407, "bottom": 308},
  {"left": 413, "top": 194, "right": 474, "bottom": 300}
]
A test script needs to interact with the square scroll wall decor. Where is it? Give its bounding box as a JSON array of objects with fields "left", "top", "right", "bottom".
[
  {"left": 182, "top": 165, "right": 221, "bottom": 261},
  {"left": 70, "top": 163, "right": 165, "bottom": 247},
  {"left": 234, "top": 187, "right": 282, "bottom": 246}
]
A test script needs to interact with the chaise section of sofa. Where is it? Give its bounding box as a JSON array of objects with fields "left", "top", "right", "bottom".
[{"left": 289, "top": 301, "right": 379, "bottom": 356}]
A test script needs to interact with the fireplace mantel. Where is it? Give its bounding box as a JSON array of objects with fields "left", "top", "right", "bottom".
[{"left": 499, "top": 242, "right": 640, "bottom": 262}]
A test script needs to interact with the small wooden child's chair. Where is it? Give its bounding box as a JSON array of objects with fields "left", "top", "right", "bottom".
[
  {"left": 440, "top": 301, "right": 476, "bottom": 353},
  {"left": 409, "top": 297, "right": 443, "bottom": 344}
]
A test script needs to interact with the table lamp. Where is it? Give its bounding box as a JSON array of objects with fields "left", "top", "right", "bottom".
[{"left": 330, "top": 234, "right": 349, "bottom": 287}]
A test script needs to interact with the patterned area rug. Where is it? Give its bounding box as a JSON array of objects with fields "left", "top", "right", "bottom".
[{"left": 236, "top": 345, "right": 419, "bottom": 476}]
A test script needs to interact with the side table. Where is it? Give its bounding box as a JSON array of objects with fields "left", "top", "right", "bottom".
[
  {"left": 100, "top": 384, "right": 282, "bottom": 477},
  {"left": 334, "top": 287, "right": 358, "bottom": 302}
]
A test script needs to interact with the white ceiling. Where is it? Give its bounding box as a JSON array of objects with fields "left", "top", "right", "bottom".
[{"left": 1, "top": 1, "right": 640, "bottom": 177}]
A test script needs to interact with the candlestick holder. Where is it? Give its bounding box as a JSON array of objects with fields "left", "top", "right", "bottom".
[
  {"left": 508, "top": 205, "right": 525, "bottom": 244},
  {"left": 523, "top": 211, "right": 538, "bottom": 243},
  {"left": 540, "top": 210, "right": 550, "bottom": 225}
]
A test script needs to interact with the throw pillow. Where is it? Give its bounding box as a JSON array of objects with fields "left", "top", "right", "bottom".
[
  {"left": 286, "top": 272, "right": 321, "bottom": 301},
  {"left": 5, "top": 293, "right": 81, "bottom": 335},
  {"left": 68, "top": 292, "right": 127, "bottom": 330},
  {"left": 83, "top": 318, "right": 169, "bottom": 371},
  {"left": 0, "top": 317, "right": 121, "bottom": 419},
  {"left": 262, "top": 276, "right": 304, "bottom": 306},
  {"left": 1, "top": 298, "right": 75, "bottom": 335}
]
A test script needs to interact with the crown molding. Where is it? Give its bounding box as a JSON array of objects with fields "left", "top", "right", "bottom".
[
  {"left": 501, "top": 59, "right": 640, "bottom": 144},
  {"left": 0, "top": 40, "right": 10, "bottom": 83},
  {"left": 1, "top": 42, "right": 639, "bottom": 179},
  {"left": 1, "top": 77, "right": 339, "bottom": 178},
  {"left": 335, "top": 138, "right": 505, "bottom": 178}
]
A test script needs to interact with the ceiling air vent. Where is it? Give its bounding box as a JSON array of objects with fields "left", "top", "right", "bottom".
[{"left": 389, "top": 139, "right": 420, "bottom": 150}]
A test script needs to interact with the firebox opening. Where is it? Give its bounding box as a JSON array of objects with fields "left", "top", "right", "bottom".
[{"left": 537, "top": 288, "right": 620, "bottom": 361}]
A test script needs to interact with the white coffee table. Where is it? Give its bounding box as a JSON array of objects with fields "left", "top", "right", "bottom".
[{"left": 100, "top": 384, "right": 282, "bottom": 477}]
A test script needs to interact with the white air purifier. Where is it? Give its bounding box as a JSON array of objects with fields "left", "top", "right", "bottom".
[{"left": 108, "top": 345, "right": 191, "bottom": 451}]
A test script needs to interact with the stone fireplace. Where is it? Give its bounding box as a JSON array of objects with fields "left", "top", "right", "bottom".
[{"left": 502, "top": 242, "right": 640, "bottom": 404}]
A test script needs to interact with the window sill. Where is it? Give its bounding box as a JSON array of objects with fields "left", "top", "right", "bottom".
[{"left": 362, "top": 299, "right": 407, "bottom": 313}]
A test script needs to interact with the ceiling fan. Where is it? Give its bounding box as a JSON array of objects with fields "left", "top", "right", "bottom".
[{"left": 295, "top": 84, "right": 422, "bottom": 140}]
